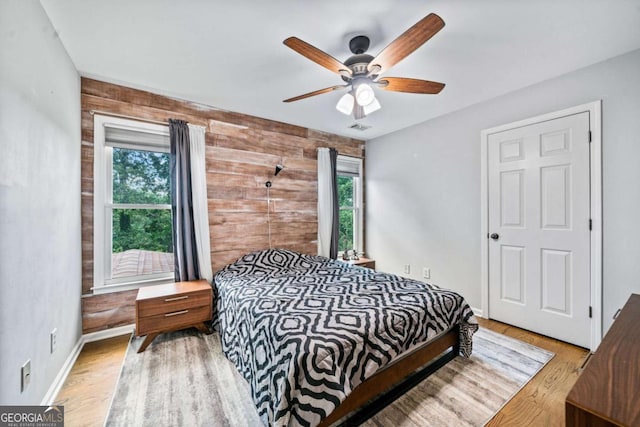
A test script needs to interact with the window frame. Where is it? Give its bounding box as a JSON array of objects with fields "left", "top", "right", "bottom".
[
  {"left": 93, "top": 115, "right": 173, "bottom": 294},
  {"left": 336, "top": 155, "right": 363, "bottom": 256}
]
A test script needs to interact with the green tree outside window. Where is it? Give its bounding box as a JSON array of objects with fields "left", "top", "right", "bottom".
[
  {"left": 112, "top": 148, "right": 173, "bottom": 254},
  {"left": 338, "top": 175, "right": 355, "bottom": 252}
]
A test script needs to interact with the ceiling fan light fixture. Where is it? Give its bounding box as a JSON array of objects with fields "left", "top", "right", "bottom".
[
  {"left": 363, "top": 97, "right": 381, "bottom": 115},
  {"left": 282, "top": 13, "right": 446, "bottom": 122},
  {"left": 336, "top": 92, "right": 355, "bottom": 115},
  {"left": 355, "top": 83, "right": 376, "bottom": 106}
]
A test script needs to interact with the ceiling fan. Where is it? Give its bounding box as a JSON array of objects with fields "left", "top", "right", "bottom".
[{"left": 283, "top": 13, "right": 446, "bottom": 120}]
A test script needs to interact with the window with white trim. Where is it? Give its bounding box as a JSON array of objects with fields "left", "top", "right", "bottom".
[
  {"left": 337, "top": 155, "right": 363, "bottom": 254},
  {"left": 93, "top": 115, "right": 173, "bottom": 293}
]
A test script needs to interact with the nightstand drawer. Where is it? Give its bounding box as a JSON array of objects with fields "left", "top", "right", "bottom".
[
  {"left": 137, "top": 289, "right": 211, "bottom": 317},
  {"left": 137, "top": 305, "right": 211, "bottom": 336}
]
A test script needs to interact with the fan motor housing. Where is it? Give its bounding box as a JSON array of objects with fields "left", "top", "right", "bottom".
[{"left": 342, "top": 53, "right": 374, "bottom": 82}]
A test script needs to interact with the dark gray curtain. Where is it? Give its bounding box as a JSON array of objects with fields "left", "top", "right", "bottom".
[
  {"left": 169, "top": 119, "right": 200, "bottom": 282},
  {"left": 329, "top": 148, "right": 339, "bottom": 259}
]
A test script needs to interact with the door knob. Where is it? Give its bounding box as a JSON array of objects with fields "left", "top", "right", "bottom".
[{"left": 490, "top": 233, "right": 499, "bottom": 240}]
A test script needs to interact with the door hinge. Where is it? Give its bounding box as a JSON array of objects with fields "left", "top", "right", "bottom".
[
  {"left": 589, "top": 306, "right": 593, "bottom": 318},
  {"left": 589, "top": 219, "right": 592, "bottom": 230},
  {"left": 588, "top": 130, "right": 592, "bottom": 142}
]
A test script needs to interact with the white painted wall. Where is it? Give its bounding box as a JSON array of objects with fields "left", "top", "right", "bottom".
[
  {"left": 0, "top": 1, "right": 82, "bottom": 404},
  {"left": 366, "top": 48, "right": 640, "bottom": 335}
]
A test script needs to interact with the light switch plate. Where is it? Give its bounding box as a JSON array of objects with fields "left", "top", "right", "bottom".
[
  {"left": 21, "top": 359, "right": 31, "bottom": 392},
  {"left": 51, "top": 328, "right": 57, "bottom": 354}
]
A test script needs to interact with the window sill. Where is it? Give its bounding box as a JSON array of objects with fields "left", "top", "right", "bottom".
[{"left": 91, "top": 276, "right": 175, "bottom": 295}]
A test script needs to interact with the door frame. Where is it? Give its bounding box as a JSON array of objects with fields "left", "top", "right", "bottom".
[{"left": 480, "top": 101, "right": 602, "bottom": 350}]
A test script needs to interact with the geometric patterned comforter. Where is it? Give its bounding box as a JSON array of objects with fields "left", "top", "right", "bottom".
[{"left": 213, "top": 248, "right": 478, "bottom": 427}]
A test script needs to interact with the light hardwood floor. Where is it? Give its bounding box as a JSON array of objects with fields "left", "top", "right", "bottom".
[
  {"left": 54, "top": 319, "right": 588, "bottom": 426},
  {"left": 53, "top": 334, "right": 130, "bottom": 427},
  {"left": 480, "top": 318, "right": 589, "bottom": 426}
]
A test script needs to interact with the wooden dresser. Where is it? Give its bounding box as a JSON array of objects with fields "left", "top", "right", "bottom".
[
  {"left": 565, "top": 293, "right": 640, "bottom": 426},
  {"left": 135, "top": 280, "right": 212, "bottom": 353}
]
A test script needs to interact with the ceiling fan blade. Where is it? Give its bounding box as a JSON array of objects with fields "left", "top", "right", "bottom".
[
  {"left": 283, "top": 85, "right": 347, "bottom": 103},
  {"left": 368, "top": 13, "right": 445, "bottom": 74},
  {"left": 284, "top": 37, "right": 352, "bottom": 77},
  {"left": 378, "top": 77, "right": 445, "bottom": 94}
]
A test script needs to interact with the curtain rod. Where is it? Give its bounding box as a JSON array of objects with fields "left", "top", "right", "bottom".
[
  {"left": 89, "top": 110, "right": 169, "bottom": 126},
  {"left": 89, "top": 110, "right": 209, "bottom": 128}
]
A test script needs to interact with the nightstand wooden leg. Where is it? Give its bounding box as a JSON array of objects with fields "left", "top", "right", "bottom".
[
  {"left": 137, "top": 333, "right": 159, "bottom": 353},
  {"left": 195, "top": 322, "right": 212, "bottom": 334}
]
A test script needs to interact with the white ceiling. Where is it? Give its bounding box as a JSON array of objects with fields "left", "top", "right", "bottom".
[{"left": 41, "top": 0, "right": 640, "bottom": 139}]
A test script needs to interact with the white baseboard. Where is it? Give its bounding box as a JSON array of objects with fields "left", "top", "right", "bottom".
[
  {"left": 40, "top": 337, "right": 84, "bottom": 406},
  {"left": 83, "top": 324, "right": 134, "bottom": 343},
  {"left": 40, "top": 324, "right": 135, "bottom": 405},
  {"left": 471, "top": 307, "right": 484, "bottom": 318}
]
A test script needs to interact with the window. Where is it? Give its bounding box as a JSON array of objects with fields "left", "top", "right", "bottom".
[
  {"left": 93, "top": 115, "right": 173, "bottom": 293},
  {"left": 337, "top": 155, "right": 363, "bottom": 254}
]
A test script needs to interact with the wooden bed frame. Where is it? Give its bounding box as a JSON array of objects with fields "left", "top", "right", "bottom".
[
  {"left": 317, "top": 326, "right": 461, "bottom": 426},
  {"left": 214, "top": 252, "right": 466, "bottom": 426}
]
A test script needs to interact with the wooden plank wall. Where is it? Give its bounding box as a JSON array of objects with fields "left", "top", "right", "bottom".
[{"left": 80, "top": 78, "right": 365, "bottom": 333}]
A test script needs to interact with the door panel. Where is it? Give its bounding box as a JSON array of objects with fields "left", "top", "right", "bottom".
[
  {"left": 541, "top": 249, "right": 571, "bottom": 315},
  {"left": 501, "top": 170, "right": 524, "bottom": 227},
  {"left": 488, "top": 111, "right": 591, "bottom": 348},
  {"left": 501, "top": 245, "right": 525, "bottom": 304},
  {"left": 541, "top": 165, "right": 571, "bottom": 229}
]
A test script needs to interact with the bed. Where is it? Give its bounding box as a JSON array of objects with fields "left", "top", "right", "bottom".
[{"left": 214, "top": 248, "right": 478, "bottom": 426}]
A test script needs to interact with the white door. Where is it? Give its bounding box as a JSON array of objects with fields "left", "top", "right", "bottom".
[{"left": 488, "top": 112, "right": 591, "bottom": 348}]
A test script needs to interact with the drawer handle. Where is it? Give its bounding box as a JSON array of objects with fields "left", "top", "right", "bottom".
[
  {"left": 164, "top": 310, "right": 189, "bottom": 317},
  {"left": 165, "top": 296, "right": 189, "bottom": 302}
]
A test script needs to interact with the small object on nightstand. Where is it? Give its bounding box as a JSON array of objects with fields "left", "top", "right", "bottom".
[
  {"left": 342, "top": 249, "right": 359, "bottom": 261},
  {"left": 135, "top": 280, "right": 212, "bottom": 353}
]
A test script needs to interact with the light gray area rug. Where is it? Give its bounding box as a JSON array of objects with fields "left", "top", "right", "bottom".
[{"left": 105, "top": 328, "right": 553, "bottom": 427}]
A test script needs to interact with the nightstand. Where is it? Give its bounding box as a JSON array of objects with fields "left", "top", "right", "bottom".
[
  {"left": 135, "top": 280, "right": 212, "bottom": 353},
  {"left": 344, "top": 257, "right": 376, "bottom": 270}
]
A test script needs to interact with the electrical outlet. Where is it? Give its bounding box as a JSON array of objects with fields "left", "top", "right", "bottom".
[
  {"left": 403, "top": 264, "right": 411, "bottom": 274},
  {"left": 423, "top": 267, "right": 431, "bottom": 279},
  {"left": 21, "top": 360, "right": 31, "bottom": 392},
  {"left": 50, "top": 328, "right": 57, "bottom": 354}
]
